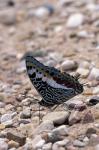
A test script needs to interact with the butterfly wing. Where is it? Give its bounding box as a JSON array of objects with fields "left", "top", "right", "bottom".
[{"left": 26, "top": 55, "right": 83, "bottom": 107}]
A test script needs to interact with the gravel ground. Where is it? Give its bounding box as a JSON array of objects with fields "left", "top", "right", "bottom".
[{"left": 0, "top": 0, "right": 99, "bottom": 149}]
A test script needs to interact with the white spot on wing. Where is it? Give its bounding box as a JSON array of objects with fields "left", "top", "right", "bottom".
[
  {"left": 45, "top": 78, "right": 68, "bottom": 90},
  {"left": 36, "top": 73, "right": 43, "bottom": 78},
  {"left": 28, "top": 68, "right": 36, "bottom": 75}
]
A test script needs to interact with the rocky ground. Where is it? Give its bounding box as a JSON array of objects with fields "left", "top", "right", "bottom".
[{"left": 1, "top": 0, "right": 99, "bottom": 149}]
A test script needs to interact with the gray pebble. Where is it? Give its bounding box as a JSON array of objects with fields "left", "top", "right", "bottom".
[
  {"left": 43, "top": 111, "right": 69, "bottom": 125},
  {"left": 61, "top": 60, "right": 78, "bottom": 71},
  {"left": 52, "top": 125, "right": 69, "bottom": 136},
  {"left": 42, "top": 142, "right": 52, "bottom": 150},
  {"left": 0, "top": 8, "right": 16, "bottom": 25},
  {"left": 0, "top": 138, "right": 8, "bottom": 150},
  {"left": 73, "top": 139, "right": 86, "bottom": 147}
]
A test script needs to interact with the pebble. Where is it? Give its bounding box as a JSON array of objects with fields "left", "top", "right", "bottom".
[
  {"left": 16, "top": 60, "right": 26, "bottom": 74},
  {"left": 88, "top": 68, "right": 99, "bottom": 80},
  {"left": 69, "top": 110, "right": 81, "bottom": 125},
  {"left": 66, "top": 13, "right": 84, "bottom": 28},
  {"left": 7, "top": 130, "right": 26, "bottom": 146},
  {"left": 82, "top": 110, "right": 94, "bottom": 124},
  {"left": 0, "top": 102, "right": 5, "bottom": 108},
  {"left": 86, "top": 3, "right": 99, "bottom": 12},
  {"left": 65, "top": 99, "right": 85, "bottom": 110},
  {"left": 73, "top": 140, "right": 86, "bottom": 147},
  {"left": 8, "top": 140, "right": 19, "bottom": 148},
  {"left": 0, "top": 124, "right": 5, "bottom": 130},
  {"left": 43, "top": 111, "right": 69, "bottom": 125},
  {"left": 61, "top": 60, "right": 78, "bottom": 71},
  {"left": 33, "top": 5, "right": 54, "bottom": 18},
  {"left": 95, "top": 144, "right": 99, "bottom": 150},
  {"left": 42, "top": 142, "right": 52, "bottom": 150},
  {"left": 55, "top": 139, "right": 69, "bottom": 146},
  {"left": 86, "top": 128, "right": 96, "bottom": 138},
  {"left": 52, "top": 125, "right": 69, "bottom": 136},
  {"left": 32, "top": 135, "right": 45, "bottom": 149},
  {"left": 34, "top": 121, "right": 54, "bottom": 135},
  {"left": 0, "top": 8, "right": 16, "bottom": 25},
  {"left": 88, "top": 96, "right": 99, "bottom": 105},
  {"left": 79, "top": 61, "right": 90, "bottom": 69},
  {"left": 0, "top": 138, "right": 8, "bottom": 150},
  {"left": 76, "top": 68, "right": 89, "bottom": 78},
  {"left": 20, "top": 107, "right": 31, "bottom": 119},
  {"left": 0, "top": 113, "right": 13, "bottom": 127},
  {"left": 93, "top": 86, "right": 99, "bottom": 94},
  {"left": 77, "top": 30, "right": 89, "bottom": 38}
]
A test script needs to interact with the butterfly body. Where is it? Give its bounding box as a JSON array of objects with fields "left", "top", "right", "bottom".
[{"left": 26, "top": 55, "right": 83, "bottom": 107}]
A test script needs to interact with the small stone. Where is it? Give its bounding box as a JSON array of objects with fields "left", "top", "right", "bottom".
[
  {"left": 20, "top": 107, "right": 31, "bottom": 119},
  {"left": 55, "top": 139, "right": 69, "bottom": 146},
  {"left": 88, "top": 96, "right": 99, "bottom": 105},
  {"left": 0, "top": 124, "right": 5, "bottom": 130},
  {"left": 7, "top": 130, "right": 26, "bottom": 146},
  {"left": 86, "top": 3, "right": 99, "bottom": 11},
  {"left": 61, "top": 60, "right": 78, "bottom": 71},
  {"left": 0, "top": 113, "right": 13, "bottom": 127},
  {"left": 42, "top": 142, "right": 52, "bottom": 150},
  {"left": 79, "top": 61, "right": 90, "bottom": 69},
  {"left": 52, "top": 125, "right": 69, "bottom": 136},
  {"left": 47, "top": 132, "right": 63, "bottom": 143},
  {"left": 0, "top": 8, "right": 16, "bottom": 25},
  {"left": 32, "top": 135, "right": 45, "bottom": 149},
  {"left": 21, "top": 98, "right": 31, "bottom": 106},
  {"left": 0, "top": 138, "right": 8, "bottom": 150},
  {"left": 88, "top": 68, "right": 99, "bottom": 80},
  {"left": 8, "top": 140, "right": 19, "bottom": 148},
  {"left": 33, "top": 5, "right": 54, "bottom": 18},
  {"left": 76, "top": 68, "right": 89, "bottom": 78},
  {"left": 66, "top": 13, "right": 84, "bottom": 28},
  {"left": 93, "top": 86, "right": 99, "bottom": 94},
  {"left": 82, "top": 110, "right": 94, "bottom": 124},
  {"left": 34, "top": 121, "right": 54, "bottom": 135},
  {"left": 43, "top": 111, "right": 69, "bottom": 125},
  {"left": 73, "top": 140, "right": 86, "bottom": 147},
  {"left": 16, "top": 60, "right": 26, "bottom": 74},
  {"left": 77, "top": 31, "right": 88, "bottom": 38},
  {"left": 0, "top": 102, "right": 5, "bottom": 108},
  {"left": 86, "top": 128, "right": 96, "bottom": 138},
  {"left": 83, "top": 136, "right": 89, "bottom": 144},
  {"left": 95, "top": 144, "right": 99, "bottom": 150},
  {"left": 1, "top": 113, "right": 12, "bottom": 123},
  {"left": 69, "top": 110, "right": 81, "bottom": 125},
  {"left": 65, "top": 99, "right": 86, "bottom": 110}
]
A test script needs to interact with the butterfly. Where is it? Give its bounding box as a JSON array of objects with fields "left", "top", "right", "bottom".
[{"left": 25, "top": 55, "right": 84, "bottom": 108}]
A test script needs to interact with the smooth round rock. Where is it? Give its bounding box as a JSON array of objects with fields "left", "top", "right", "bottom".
[
  {"left": 88, "top": 68, "right": 99, "bottom": 80},
  {"left": 42, "top": 142, "right": 52, "bottom": 150},
  {"left": 73, "top": 140, "right": 86, "bottom": 147},
  {"left": 52, "top": 125, "right": 69, "bottom": 136},
  {"left": 66, "top": 13, "right": 84, "bottom": 28},
  {"left": 61, "top": 60, "right": 78, "bottom": 71},
  {"left": 43, "top": 111, "right": 69, "bottom": 125}
]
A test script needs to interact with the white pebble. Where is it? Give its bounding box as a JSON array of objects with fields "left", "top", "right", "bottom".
[
  {"left": 88, "top": 68, "right": 99, "bottom": 80},
  {"left": 67, "top": 13, "right": 84, "bottom": 28},
  {"left": 34, "top": 7, "right": 50, "bottom": 18}
]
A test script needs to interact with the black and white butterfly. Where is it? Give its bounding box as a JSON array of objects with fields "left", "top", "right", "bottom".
[{"left": 25, "top": 55, "right": 83, "bottom": 108}]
